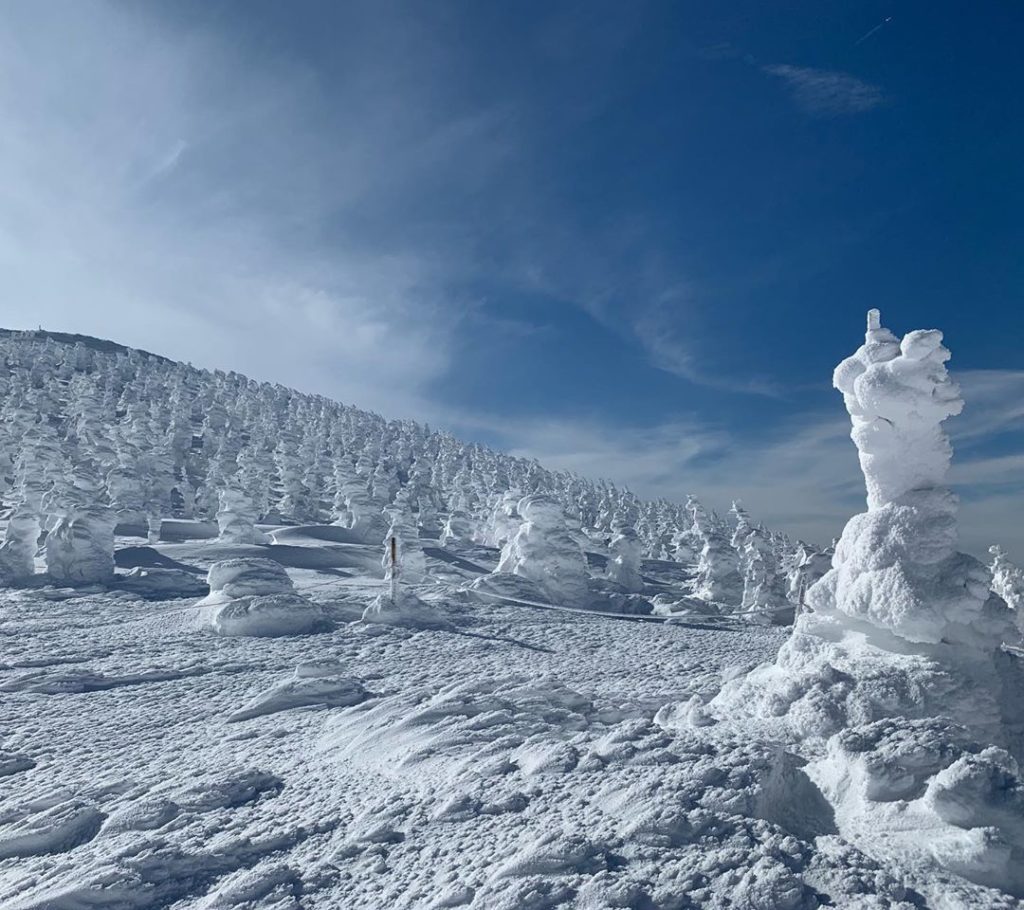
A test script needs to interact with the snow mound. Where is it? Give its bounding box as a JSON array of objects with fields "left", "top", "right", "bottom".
[
  {"left": 362, "top": 589, "right": 443, "bottom": 630},
  {"left": 199, "top": 558, "right": 325, "bottom": 637},
  {"left": 228, "top": 662, "right": 369, "bottom": 722},
  {"left": 210, "top": 592, "right": 326, "bottom": 638},
  {"left": 115, "top": 567, "right": 208, "bottom": 600},
  {"left": 202, "top": 558, "right": 293, "bottom": 601}
]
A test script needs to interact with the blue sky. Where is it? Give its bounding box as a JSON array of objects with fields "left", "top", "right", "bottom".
[{"left": 2, "top": 1, "right": 1022, "bottom": 557}]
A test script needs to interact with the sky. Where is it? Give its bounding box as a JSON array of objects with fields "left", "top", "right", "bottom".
[{"left": 1, "top": 1, "right": 1022, "bottom": 558}]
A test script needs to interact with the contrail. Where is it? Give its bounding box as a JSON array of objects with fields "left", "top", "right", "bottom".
[{"left": 855, "top": 16, "right": 892, "bottom": 46}]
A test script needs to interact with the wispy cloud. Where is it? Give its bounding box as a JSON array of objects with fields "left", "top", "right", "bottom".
[
  {"left": 764, "top": 64, "right": 884, "bottom": 116},
  {"left": 0, "top": 1, "right": 513, "bottom": 419}
]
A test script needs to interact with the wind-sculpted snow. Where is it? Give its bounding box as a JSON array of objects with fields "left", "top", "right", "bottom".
[
  {"left": 689, "top": 311, "right": 1024, "bottom": 902},
  {"left": 1, "top": 519, "right": 1018, "bottom": 906},
  {"left": 44, "top": 508, "right": 118, "bottom": 585},
  {"left": 199, "top": 558, "right": 328, "bottom": 637},
  {"left": 493, "top": 494, "right": 591, "bottom": 606},
  {"left": 3, "top": 325, "right": 1023, "bottom": 905}
]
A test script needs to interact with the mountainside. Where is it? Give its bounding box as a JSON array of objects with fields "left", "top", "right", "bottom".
[{"left": 0, "top": 328, "right": 821, "bottom": 616}]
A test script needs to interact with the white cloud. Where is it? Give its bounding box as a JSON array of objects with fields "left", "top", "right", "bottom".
[
  {"left": 0, "top": 1, "right": 511, "bottom": 419},
  {"left": 764, "top": 64, "right": 884, "bottom": 116}
]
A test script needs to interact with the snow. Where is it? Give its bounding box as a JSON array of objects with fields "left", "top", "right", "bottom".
[
  {"left": 698, "top": 311, "right": 1024, "bottom": 902},
  {"left": 200, "top": 558, "right": 327, "bottom": 637},
  {"left": 1, "top": 325, "right": 1022, "bottom": 907},
  {"left": 494, "top": 494, "right": 591, "bottom": 607},
  {"left": 44, "top": 508, "right": 118, "bottom": 585}
]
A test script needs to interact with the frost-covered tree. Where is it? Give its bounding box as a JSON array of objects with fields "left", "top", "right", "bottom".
[
  {"left": 217, "top": 487, "right": 259, "bottom": 544},
  {"left": 496, "top": 494, "right": 590, "bottom": 605},
  {"left": 381, "top": 489, "right": 426, "bottom": 583},
  {"left": 989, "top": 545, "right": 1023, "bottom": 634},
  {"left": 706, "top": 310, "right": 1024, "bottom": 894},
  {"left": 690, "top": 499, "right": 743, "bottom": 605},
  {"left": 607, "top": 523, "right": 644, "bottom": 593}
]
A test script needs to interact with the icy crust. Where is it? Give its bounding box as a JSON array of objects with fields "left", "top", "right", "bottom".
[
  {"left": 199, "top": 558, "right": 326, "bottom": 637},
  {"left": 44, "top": 508, "right": 117, "bottom": 585}
]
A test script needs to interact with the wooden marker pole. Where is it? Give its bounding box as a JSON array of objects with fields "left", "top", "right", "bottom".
[{"left": 389, "top": 535, "right": 398, "bottom": 603}]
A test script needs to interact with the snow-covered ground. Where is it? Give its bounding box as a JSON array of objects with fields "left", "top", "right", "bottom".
[
  {"left": 1, "top": 532, "right": 805, "bottom": 910},
  {"left": 2, "top": 318, "right": 1023, "bottom": 909}
]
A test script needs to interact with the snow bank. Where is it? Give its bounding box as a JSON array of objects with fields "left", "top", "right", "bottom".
[
  {"left": 362, "top": 588, "right": 440, "bottom": 629},
  {"left": 228, "top": 660, "right": 368, "bottom": 721},
  {"left": 699, "top": 310, "right": 1024, "bottom": 896},
  {"left": 199, "top": 558, "right": 326, "bottom": 637}
]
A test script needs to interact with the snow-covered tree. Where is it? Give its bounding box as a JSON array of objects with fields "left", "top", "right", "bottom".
[{"left": 496, "top": 494, "right": 589, "bottom": 605}]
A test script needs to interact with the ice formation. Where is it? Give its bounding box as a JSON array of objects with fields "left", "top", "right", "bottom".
[
  {"left": 607, "top": 523, "right": 644, "bottom": 593},
  {"left": 44, "top": 508, "right": 118, "bottom": 586},
  {"left": 380, "top": 491, "right": 426, "bottom": 584},
  {"left": 689, "top": 498, "right": 743, "bottom": 605},
  {"left": 494, "top": 494, "right": 590, "bottom": 605},
  {"left": 704, "top": 311, "right": 1024, "bottom": 895},
  {"left": 363, "top": 532, "right": 436, "bottom": 628},
  {"left": 439, "top": 510, "right": 472, "bottom": 548},
  {"left": 731, "top": 502, "right": 792, "bottom": 624},
  {"left": 0, "top": 509, "right": 40, "bottom": 583},
  {"left": 215, "top": 487, "right": 259, "bottom": 544},
  {"left": 989, "top": 546, "right": 1023, "bottom": 635},
  {"left": 198, "top": 558, "right": 325, "bottom": 637}
]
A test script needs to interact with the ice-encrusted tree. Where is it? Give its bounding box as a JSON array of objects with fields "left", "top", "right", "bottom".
[
  {"left": 690, "top": 498, "right": 743, "bottom": 605},
  {"left": 381, "top": 488, "right": 426, "bottom": 583},
  {"left": 607, "top": 522, "right": 644, "bottom": 593},
  {"left": 495, "top": 494, "right": 590, "bottom": 605},
  {"left": 730, "top": 502, "right": 790, "bottom": 621},
  {"left": 0, "top": 330, "right": 804, "bottom": 595},
  {"left": 702, "top": 310, "right": 1024, "bottom": 895},
  {"left": 989, "top": 545, "right": 1023, "bottom": 634},
  {"left": 785, "top": 541, "right": 833, "bottom": 608},
  {"left": 217, "top": 487, "right": 260, "bottom": 544}
]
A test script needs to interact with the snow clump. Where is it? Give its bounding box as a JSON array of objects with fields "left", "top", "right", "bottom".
[{"left": 199, "top": 558, "right": 325, "bottom": 637}]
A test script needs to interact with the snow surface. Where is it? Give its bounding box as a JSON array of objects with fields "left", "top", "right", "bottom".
[{"left": 1, "top": 326, "right": 1022, "bottom": 908}]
